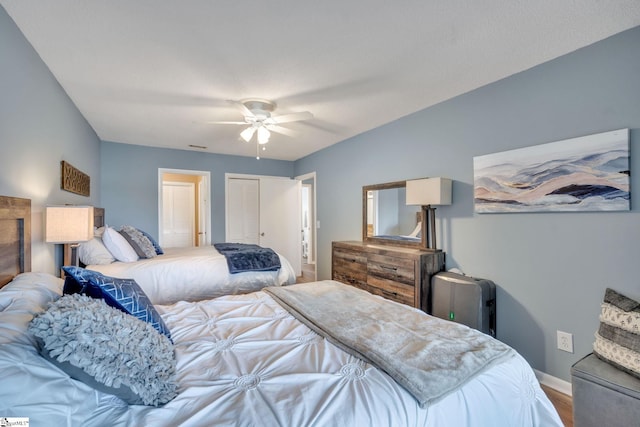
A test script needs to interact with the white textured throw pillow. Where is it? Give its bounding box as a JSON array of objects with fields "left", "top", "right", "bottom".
[
  {"left": 102, "top": 226, "right": 138, "bottom": 262},
  {"left": 120, "top": 225, "right": 157, "bottom": 259},
  {"left": 28, "top": 294, "right": 177, "bottom": 406}
]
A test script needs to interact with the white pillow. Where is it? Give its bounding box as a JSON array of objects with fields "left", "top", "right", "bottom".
[
  {"left": 78, "top": 238, "right": 115, "bottom": 265},
  {"left": 102, "top": 226, "right": 138, "bottom": 262},
  {"left": 94, "top": 226, "right": 106, "bottom": 238}
]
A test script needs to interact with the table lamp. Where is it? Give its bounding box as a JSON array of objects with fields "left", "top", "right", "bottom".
[{"left": 406, "top": 177, "right": 452, "bottom": 250}]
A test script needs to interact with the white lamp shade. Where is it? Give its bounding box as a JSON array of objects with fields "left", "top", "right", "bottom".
[
  {"left": 240, "top": 126, "right": 256, "bottom": 142},
  {"left": 257, "top": 126, "right": 270, "bottom": 144},
  {"left": 406, "top": 177, "right": 452, "bottom": 206},
  {"left": 45, "top": 206, "right": 94, "bottom": 243}
]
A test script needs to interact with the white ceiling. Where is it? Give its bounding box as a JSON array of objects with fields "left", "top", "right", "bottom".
[{"left": 3, "top": 1, "right": 640, "bottom": 161}]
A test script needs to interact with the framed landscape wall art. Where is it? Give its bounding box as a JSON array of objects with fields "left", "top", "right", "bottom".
[{"left": 473, "top": 129, "right": 630, "bottom": 213}]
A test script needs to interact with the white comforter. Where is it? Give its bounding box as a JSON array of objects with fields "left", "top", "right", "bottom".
[
  {"left": 0, "top": 273, "right": 562, "bottom": 427},
  {"left": 86, "top": 245, "right": 297, "bottom": 304}
]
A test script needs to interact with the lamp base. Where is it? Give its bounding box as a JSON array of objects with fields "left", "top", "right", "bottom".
[
  {"left": 422, "top": 205, "right": 438, "bottom": 250},
  {"left": 63, "top": 243, "right": 81, "bottom": 268}
]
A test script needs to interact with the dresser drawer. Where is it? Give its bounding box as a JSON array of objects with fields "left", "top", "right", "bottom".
[
  {"left": 364, "top": 277, "right": 415, "bottom": 306},
  {"left": 332, "top": 247, "right": 367, "bottom": 288},
  {"left": 366, "top": 253, "right": 415, "bottom": 285}
]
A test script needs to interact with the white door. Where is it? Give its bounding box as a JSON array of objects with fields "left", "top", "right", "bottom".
[
  {"left": 301, "top": 185, "right": 311, "bottom": 261},
  {"left": 198, "top": 178, "right": 209, "bottom": 246},
  {"left": 259, "top": 177, "right": 301, "bottom": 276},
  {"left": 162, "top": 182, "right": 195, "bottom": 248},
  {"left": 227, "top": 178, "right": 260, "bottom": 244},
  {"left": 158, "top": 169, "right": 211, "bottom": 247},
  {"left": 226, "top": 175, "right": 302, "bottom": 277}
]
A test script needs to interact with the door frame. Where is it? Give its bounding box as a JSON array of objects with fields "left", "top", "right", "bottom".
[
  {"left": 295, "top": 171, "right": 317, "bottom": 281},
  {"left": 158, "top": 168, "right": 211, "bottom": 247}
]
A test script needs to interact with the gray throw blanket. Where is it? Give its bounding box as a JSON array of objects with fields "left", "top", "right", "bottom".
[
  {"left": 264, "top": 281, "right": 514, "bottom": 407},
  {"left": 214, "top": 243, "right": 281, "bottom": 274}
]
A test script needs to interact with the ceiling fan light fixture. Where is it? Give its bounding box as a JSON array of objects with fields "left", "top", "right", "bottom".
[
  {"left": 208, "top": 98, "right": 312, "bottom": 152},
  {"left": 240, "top": 126, "right": 256, "bottom": 142},
  {"left": 257, "top": 126, "right": 270, "bottom": 144}
]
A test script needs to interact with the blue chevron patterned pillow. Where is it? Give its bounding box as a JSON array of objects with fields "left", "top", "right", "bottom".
[{"left": 62, "top": 266, "right": 171, "bottom": 340}]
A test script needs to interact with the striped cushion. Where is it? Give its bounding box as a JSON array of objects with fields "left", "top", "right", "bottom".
[
  {"left": 593, "top": 288, "right": 640, "bottom": 378},
  {"left": 120, "top": 225, "right": 157, "bottom": 259},
  {"left": 62, "top": 266, "right": 171, "bottom": 340}
]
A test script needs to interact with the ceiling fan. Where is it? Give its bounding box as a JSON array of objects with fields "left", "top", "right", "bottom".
[{"left": 210, "top": 99, "right": 313, "bottom": 145}]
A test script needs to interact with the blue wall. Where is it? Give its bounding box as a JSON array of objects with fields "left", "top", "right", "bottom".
[
  {"left": 100, "top": 141, "right": 294, "bottom": 243},
  {"left": 0, "top": 7, "right": 102, "bottom": 273},
  {"left": 295, "top": 26, "right": 640, "bottom": 383},
  {"left": 2, "top": 0, "right": 639, "bottom": 384}
]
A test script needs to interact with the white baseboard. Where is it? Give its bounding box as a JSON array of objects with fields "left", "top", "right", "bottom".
[{"left": 535, "top": 369, "right": 572, "bottom": 396}]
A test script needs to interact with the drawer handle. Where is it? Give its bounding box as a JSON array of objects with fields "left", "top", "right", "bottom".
[{"left": 381, "top": 265, "right": 398, "bottom": 271}]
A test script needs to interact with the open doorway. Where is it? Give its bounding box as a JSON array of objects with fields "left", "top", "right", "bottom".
[
  {"left": 296, "top": 172, "right": 317, "bottom": 282},
  {"left": 158, "top": 169, "right": 211, "bottom": 248}
]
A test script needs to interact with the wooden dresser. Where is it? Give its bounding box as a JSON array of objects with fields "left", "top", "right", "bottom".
[{"left": 332, "top": 241, "right": 445, "bottom": 312}]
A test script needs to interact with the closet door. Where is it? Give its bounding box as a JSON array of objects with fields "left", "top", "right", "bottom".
[
  {"left": 226, "top": 178, "right": 259, "bottom": 244},
  {"left": 226, "top": 175, "right": 302, "bottom": 277}
]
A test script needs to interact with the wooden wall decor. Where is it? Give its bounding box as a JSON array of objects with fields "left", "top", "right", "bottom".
[{"left": 61, "top": 160, "right": 90, "bottom": 197}]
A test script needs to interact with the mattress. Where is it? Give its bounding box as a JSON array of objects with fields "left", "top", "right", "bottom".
[
  {"left": 0, "top": 273, "right": 562, "bottom": 426},
  {"left": 87, "top": 245, "right": 297, "bottom": 304}
]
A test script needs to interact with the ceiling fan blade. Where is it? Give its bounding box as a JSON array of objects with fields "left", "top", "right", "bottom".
[
  {"left": 204, "top": 120, "right": 247, "bottom": 125},
  {"left": 228, "top": 100, "right": 255, "bottom": 118},
  {"left": 269, "top": 111, "right": 313, "bottom": 124},
  {"left": 266, "top": 124, "right": 297, "bottom": 137}
]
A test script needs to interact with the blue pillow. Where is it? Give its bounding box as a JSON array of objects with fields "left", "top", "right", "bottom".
[
  {"left": 137, "top": 228, "right": 164, "bottom": 255},
  {"left": 62, "top": 266, "right": 171, "bottom": 340}
]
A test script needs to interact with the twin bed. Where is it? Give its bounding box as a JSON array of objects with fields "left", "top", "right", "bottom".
[
  {"left": 76, "top": 209, "right": 297, "bottom": 305},
  {"left": 0, "top": 195, "right": 562, "bottom": 426},
  {"left": 85, "top": 245, "right": 296, "bottom": 305}
]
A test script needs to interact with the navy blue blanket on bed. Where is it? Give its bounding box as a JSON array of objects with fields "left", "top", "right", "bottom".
[{"left": 214, "top": 243, "right": 281, "bottom": 274}]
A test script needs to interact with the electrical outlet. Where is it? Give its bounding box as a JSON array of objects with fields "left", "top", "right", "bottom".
[{"left": 557, "top": 330, "right": 574, "bottom": 353}]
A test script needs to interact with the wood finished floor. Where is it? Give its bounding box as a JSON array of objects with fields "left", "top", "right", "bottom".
[
  {"left": 541, "top": 385, "right": 573, "bottom": 427},
  {"left": 296, "top": 273, "right": 573, "bottom": 426}
]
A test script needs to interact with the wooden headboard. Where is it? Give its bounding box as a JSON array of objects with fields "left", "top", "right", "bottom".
[
  {"left": 94, "top": 207, "right": 105, "bottom": 228},
  {"left": 0, "top": 196, "right": 31, "bottom": 288}
]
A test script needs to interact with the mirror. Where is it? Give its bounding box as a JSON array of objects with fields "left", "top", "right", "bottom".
[{"left": 362, "top": 180, "right": 426, "bottom": 248}]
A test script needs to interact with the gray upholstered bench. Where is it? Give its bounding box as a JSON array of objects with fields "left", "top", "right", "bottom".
[{"left": 571, "top": 353, "right": 640, "bottom": 427}]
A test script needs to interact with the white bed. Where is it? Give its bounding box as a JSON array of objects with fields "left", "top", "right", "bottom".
[
  {"left": 1, "top": 272, "right": 563, "bottom": 427},
  {"left": 72, "top": 208, "right": 296, "bottom": 305},
  {"left": 0, "top": 195, "right": 562, "bottom": 426},
  {"left": 86, "top": 245, "right": 296, "bottom": 305}
]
